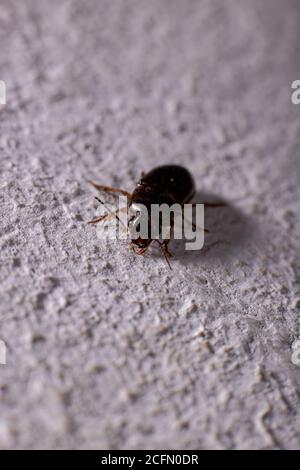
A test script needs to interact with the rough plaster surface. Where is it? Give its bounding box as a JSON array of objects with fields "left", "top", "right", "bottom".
[{"left": 0, "top": 0, "right": 300, "bottom": 450}]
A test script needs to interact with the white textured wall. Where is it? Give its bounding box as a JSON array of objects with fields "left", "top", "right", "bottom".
[{"left": 0, "top": 0, "right": 300, "bottom": 449}]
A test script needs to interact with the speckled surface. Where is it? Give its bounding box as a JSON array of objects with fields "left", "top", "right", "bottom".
[{"left": 0, "top": 0, "right": 300, "bottom": 450}]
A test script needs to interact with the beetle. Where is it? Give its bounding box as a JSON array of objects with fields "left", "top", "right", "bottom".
[{"left": 88, "top": 165, "right": 223, "bottom": 268}]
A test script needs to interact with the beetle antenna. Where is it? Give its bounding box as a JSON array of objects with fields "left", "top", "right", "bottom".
[
  {"left": 161, "top": 244, "right": 172, "bottom": 270},
  {"left": 95, "top": 197, "right": 127, "bottom": 230},
  {"left": 155, "top": 240, "right": 172, "bottom": 270}
]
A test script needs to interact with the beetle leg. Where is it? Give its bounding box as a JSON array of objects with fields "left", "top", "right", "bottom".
[
  {"left": 88, "top": 206, "right": 127, "bottom": 225},
  {"left": 205, "top": 202, "right": 227, "bottom": 208},
  {"left": 88, "top": 197, "right": 128, "bottom": 232},
  {"left": 87, "top": 214, "right": 108, "bottom": 225},
  {"left": 160, "top": 242, "right": 172, "bottom": 270},
  {"left": 182, "top": 212, "right": 209, "bottom": 233},
  {"left": 87, "top": 180, "right": 131, "bottom": 198},
  {"left": 96, "top": 206, "right": 127, "bottom": 223},
  {"left": 154, "top": 240, "right": 172, "bottom": 270},
  {"left": 163, "top": 240, "right": 173, "bottom": 258},
  {"left": 204, "top": 240, "right": 231, "bottom": 252},
  {"left": 189, "top": 202, "right": 227, "bottom": 208},
  {"left": 184, "top": 202, "right": 226, "bottom": 233},
  {"left": 192, "top": 223, "right": 209, "bottom": 233}
]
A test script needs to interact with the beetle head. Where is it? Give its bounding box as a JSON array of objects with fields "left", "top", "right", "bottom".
[{"left": 131, "top": 237, "right": 152, "bottom": 254}]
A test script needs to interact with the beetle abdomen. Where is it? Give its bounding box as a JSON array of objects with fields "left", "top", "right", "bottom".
[{"left": 132, "top": 165, "right": 195, "bottom": 207}]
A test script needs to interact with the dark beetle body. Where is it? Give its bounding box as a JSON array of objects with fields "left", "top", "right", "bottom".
[
  {"left": 89, "top": 164, "right": 224, "bottom": 267},
  {"left": 128, "top": 165, "right": 196, "bottom": 254},
  {"left": 130, "top": 165, "right": 195, "bottom": 209},
  {"left": 88, "top": 164, "right": 197, "bottom": 266}
]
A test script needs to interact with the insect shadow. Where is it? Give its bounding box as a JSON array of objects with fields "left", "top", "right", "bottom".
[{"left": 162, "top": 190, "right": 253, "bottom": 266}]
